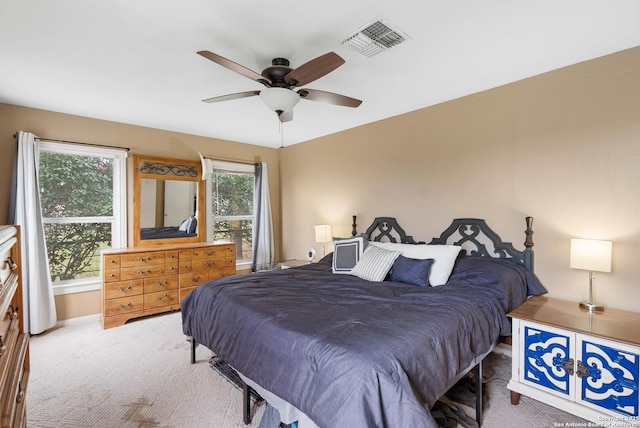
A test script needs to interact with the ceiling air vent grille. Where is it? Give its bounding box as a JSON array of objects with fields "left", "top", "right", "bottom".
[{"left": 340, "top": 18, "right": 410, "bottom": 58}]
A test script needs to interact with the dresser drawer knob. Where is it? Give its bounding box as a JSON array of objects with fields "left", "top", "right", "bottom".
[
  {"left": 110, "top": 273, "right": 117, "bottom": 278},
  {"left": 204, "top": 251, "right": 213, "bottom": 256},
  {"left": 16, "top": 384, "right": 25, "bottom": 404},
  {"left": 117, "top": 285, "right": 132, "bottom": 293},
  {"left": 117, "top": 302, "right": 132, "bottom": 310},
  {"left": 156, "top": 281, "right": 168, "bottom": 286},
  {"left": 190, "top": 276, "right": 200, "bottom": 282},
  {"left": 138, "top": 256, "right": 152, "bottom": 262},
  {"left": 138, "top": 269, "right": 151, "bottom": 275},
  {"left": 110, "top": 259, "right": 116, "bottom": 264},
  {"left": 4, "top": 256, "right": 17, "bottom": 270},
  {"left": 155, "top": 294, "right": 169, "bottom": 301},
  {"left": 7, "top": 304, "right": 18, "bottom": 320}
]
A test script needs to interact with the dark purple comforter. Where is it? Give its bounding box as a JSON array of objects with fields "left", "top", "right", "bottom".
[{"left": 182, "top": 256, "right": 545, "bottom": 428}]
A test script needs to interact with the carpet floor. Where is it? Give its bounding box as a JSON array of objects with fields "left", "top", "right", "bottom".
[{"left": 26, "top": 311, "right": 589, "bottom": 427}]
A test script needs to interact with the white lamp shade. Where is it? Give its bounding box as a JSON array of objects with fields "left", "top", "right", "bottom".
[
  {"left": 570, "top": 238, "right": 612, "bottom": 273},
  {"left": 314, "top": 225, "right": 332, "bottom": 243},
  {"left": 259, "top": 88, "right": 300, "bottom": 113}
]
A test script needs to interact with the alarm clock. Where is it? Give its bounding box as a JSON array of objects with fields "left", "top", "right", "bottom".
[{"left": 306, "top": 248, "right": 316, "bottom": 261}]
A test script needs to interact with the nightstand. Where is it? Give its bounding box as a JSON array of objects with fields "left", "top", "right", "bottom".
[
  {"left": 508, "top": 296, "right": 640, "bottom": 426},
  {"left": 278, "top": 260, "right": 312, "bottom": 269}
]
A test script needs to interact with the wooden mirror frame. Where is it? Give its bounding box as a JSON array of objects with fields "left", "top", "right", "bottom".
[{"left": 132, "top": 154, "right": 205, "bottom": 247}]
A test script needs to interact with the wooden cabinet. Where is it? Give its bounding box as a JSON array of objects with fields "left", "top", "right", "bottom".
[
  {"left": 101, "top": 242, "right": 235, "bottom": 329},
  {"left": 508, "top": 296, "right": 640, "bottom": 426},
  {"left": 0, "top": 226, "right": 28, "bottom": 428}
]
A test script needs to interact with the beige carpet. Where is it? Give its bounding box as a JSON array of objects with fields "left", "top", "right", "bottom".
[{"left": 27, "top": 311, "right": 588, "bottom": 427}]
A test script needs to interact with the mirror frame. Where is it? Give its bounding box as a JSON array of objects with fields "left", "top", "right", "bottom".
[{"left": 132, "top": 154, "right": 205, "bottom": 247}]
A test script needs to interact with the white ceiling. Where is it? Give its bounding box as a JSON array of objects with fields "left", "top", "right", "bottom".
[{"left": 1, "top": 1, "right": 639, "bottom": 148}]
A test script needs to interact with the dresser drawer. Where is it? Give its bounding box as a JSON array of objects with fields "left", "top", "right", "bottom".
[
  {"left": 103, "top": 280, "right": 144, "bottom": 300},
  {"left": 119, "top": 265, "right": 167, "bottom": 281},
  {"left": 0, "top": 315, "right": 19, "bottom": 390},
  {"left": 166, "top": 253, "right": 179, "bottom": 273},
  {"left": 144, "top": 290, "right": 179, "bottom": 310},
  {"left": 104, "top": 295, "right": 144, "bottom": 317},
  {"left": 210, "top": 267, "right": 236, "bottom": 281},
  {"left": 120, "top": 252, "right": 166, "bottom": 267},
  {"left": 180, "top": 271, "right": 209, "bottom": 287},
  {"left": 103, "top": 254, "right": 121, "bottom": 269},
  {"left": 103, "top": 268, "right": 121, "bottom": 283},
  {"left": 1, "top": 333, "right": 28, "bottom": 428},
  {"left": 179, "top": 260, "right": 193, "bottom": 273},
  {"left": 143, "top": 276, "right": 179, "bottom": 294},
  {"left": 179, "top": 286, "right": 197, "bottom": 303}
]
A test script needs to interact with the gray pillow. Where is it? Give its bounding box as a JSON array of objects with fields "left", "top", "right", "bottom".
[{"left": 332, "top": 235, "right": 368, "bottom": 274}]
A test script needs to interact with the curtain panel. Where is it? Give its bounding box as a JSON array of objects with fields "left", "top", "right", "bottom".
[{"left": 8, "top": 131, "right": 57, "bottom": 334}]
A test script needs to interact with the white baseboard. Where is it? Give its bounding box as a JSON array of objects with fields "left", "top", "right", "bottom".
[{"left": 55, "top": 313, "right": 100, "bottom": 327}]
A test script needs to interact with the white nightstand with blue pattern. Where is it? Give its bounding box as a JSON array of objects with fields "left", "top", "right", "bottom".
[{"left": 508, "top": 296, "right": 640, "bottom": 427}]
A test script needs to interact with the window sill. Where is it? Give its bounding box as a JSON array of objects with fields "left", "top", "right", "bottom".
[{"left": 53, "top": 279, "right": 101, "bottom": 296}]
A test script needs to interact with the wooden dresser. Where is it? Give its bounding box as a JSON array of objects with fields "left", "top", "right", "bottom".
[
  {"left": 101, "top": 242, "right": 235, "bottom": 329},
  {"left": 0, "top": 226, "right": 28, "bottom": 428}
]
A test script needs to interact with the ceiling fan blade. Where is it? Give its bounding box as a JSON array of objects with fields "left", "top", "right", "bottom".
[
  {"left": 197, "top": 50, "right": 271, "bottom": 85},
  {"left": 202, "top": 90, "right": 260, "bottom": 103},
  {"left": 298, "top": 89, "right": 362, "bottom": 108},
  {"left": 278, "top": 110, "right": 293, "bottom": 122},
  {"left": 284, "top": 52, "right": 345, "bottom": 87}
]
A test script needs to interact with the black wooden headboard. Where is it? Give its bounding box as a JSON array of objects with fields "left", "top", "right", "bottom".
[{"left": 353, "top": 216, "right": 535, "bottom": 272}]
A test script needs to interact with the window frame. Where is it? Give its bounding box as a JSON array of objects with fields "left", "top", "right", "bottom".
[
  {"left": 204, "top": 160, "right": 255, "bottom": 266},
  {"left": 38, "top": 141, "right": 127, "bottom": 295}
]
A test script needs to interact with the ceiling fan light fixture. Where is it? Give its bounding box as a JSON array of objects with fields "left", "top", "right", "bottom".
[{"left": 260, "top": 87, "right": 300, "bottom": 114}]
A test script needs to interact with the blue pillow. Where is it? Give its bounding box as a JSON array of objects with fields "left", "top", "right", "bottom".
[
  {"left": 187, "top": 216, "right": 198, "bottom": 234},
  {"left": 390, "top": 255, "right": 435, "bottom": 287}
]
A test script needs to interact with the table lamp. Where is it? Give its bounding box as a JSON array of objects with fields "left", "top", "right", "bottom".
[
  {"left": 570, "top": 238, "right": 612, "bottom": 312},
  {"left": 315, "top": 225, "right": 332, "bottom": 257}
]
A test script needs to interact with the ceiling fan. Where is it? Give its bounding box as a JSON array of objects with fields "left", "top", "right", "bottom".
[{"left": 197, "top": 50, "right": 362, "bottom": 122}]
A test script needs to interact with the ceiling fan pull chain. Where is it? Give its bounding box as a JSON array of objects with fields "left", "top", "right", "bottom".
[{"left": 279, "top": 120, "right": 284, "bottom": 149}]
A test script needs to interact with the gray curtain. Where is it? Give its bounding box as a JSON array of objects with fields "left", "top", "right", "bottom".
[
  {"left": 8, "top": 131, "right": 57, "bottom": 334},
  {"left": 252, "top": 162, "right": 274, "bottom": 271}
]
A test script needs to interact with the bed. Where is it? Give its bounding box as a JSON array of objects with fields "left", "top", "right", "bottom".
[
  {"left": 140, "top": 216, "right": 198, "bottom": 240},
  {"left": 181, "top": 217, "right": 546, "bottom": 428}
]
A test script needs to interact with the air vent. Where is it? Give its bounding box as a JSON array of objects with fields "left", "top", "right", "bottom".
[{"left": 340, "top": 18, "right": 410, "bottom": 58}]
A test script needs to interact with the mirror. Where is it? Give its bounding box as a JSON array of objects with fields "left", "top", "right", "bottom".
[{"left": 132, "top": 155, "right": 205, "bottom": 246}]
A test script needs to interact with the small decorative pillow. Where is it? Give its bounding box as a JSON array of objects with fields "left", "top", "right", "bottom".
[
  {"left": 332, "top": 235, "right": 368, "bottom": 274},
  {"left": 187, "top": 216, "right": 198, "bottom": 234},
  {"left": 390, "top": 256, "right": 435, "bottom": 287},
  {"left": 178, "top": 218, "right": 190, "bottom": 232},
  {"left": 369, "top": 242, "right": 461, "bottom": 286},
  {"left": 350, "top": 245, "right": 401, "bottom": 282}
]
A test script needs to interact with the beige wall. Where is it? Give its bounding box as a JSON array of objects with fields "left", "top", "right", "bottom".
[
  {"left": 280, "top": 47, "right": 640, "bottom": 313},
  {"left": 0, "top": 104, "right": 281, "bottom": 320},
  {"left": 2, "top": 46, "right": 639, "bottom": 321}
]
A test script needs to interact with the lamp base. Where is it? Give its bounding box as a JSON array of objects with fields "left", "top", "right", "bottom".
[{"left": 579, "top": 301, "right": 604, "bottom": 312}]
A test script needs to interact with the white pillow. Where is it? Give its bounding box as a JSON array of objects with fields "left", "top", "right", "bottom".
[
  {"left": 369, "top": 242, "right": 461, "bottom": 286},
  {"left": 350, "top": 245, "right": 401, "bottom": 282}
]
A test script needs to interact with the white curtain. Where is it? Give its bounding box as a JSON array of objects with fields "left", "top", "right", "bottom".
[
  {"left": 252, "top": 162, "right": 274, "bottom": 271},
  {"left": 9, "top": 131, "right": 57, "bottom": 334}
]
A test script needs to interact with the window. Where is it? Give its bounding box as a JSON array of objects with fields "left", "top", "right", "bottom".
[
  {"left": 38, "top": 141, "right": 127, "bottom": 294},
  {"left": 205, "top": 161, "right": 255, "bottom": 264}
]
